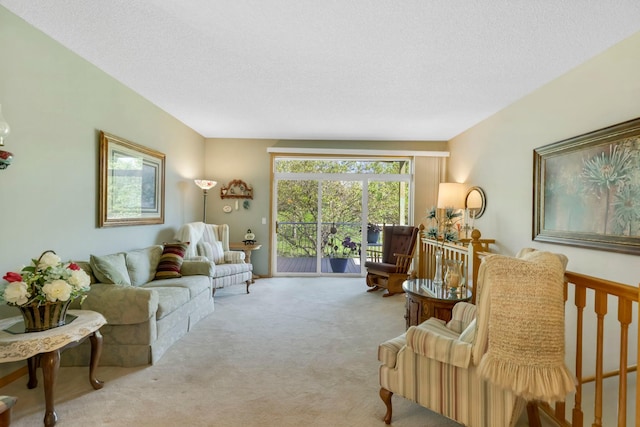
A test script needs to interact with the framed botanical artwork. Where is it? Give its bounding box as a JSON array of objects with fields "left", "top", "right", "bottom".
[
  {"left": 533, "top": 117, "right": 640, "bottom": 254},
  {"left": 99, "top": 131, "right": 165, "bottom": 227}
]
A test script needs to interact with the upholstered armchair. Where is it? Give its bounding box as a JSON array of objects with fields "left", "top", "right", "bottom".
[
  {"left": 377, "top": 250, "right": 575, "bottom": 426},
  {"left": 175, "top": 222, "right": 253, "bottom": 293},
  {"left": 365, "top": 225, "right": 418, "bottom": 297}
]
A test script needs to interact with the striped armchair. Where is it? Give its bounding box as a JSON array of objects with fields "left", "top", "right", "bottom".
[
  {"left": 377, "top": 250, "right": 574, "bottom": 426},
  {"left": 378, "top": 301, "right": 525, "bottom": 426}
]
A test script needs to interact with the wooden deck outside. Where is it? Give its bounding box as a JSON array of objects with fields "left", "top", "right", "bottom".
[{"left": 277, "top": 257, "right": 361, "bottom": 274}]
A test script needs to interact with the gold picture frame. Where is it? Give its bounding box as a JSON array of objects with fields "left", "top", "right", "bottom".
[
  {"left": 99, "top": 131, "right": 165, "bottom": 227},
  {"left": 533, "top": 117, "right": 640, "bottom": 254}
]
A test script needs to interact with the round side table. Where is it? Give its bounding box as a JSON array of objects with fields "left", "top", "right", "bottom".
[{"left": 0, "top": 309, "right": 107, "bottom": 426}]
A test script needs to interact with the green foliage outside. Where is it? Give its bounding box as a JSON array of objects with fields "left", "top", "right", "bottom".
[{"left": 275, "top": 159, "right": 411, "bottom": 257}]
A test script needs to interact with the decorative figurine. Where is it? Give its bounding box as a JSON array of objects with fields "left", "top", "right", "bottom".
[{"left": 243, "top": 229, "right": 256, "bottom": 245}]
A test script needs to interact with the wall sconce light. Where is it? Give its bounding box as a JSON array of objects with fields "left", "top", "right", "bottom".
[
  {"left": 0, "top": 104, "right": 13, "bottom": 170},
  {"left": 194, "top": 179, "right": 217, "bottom": 222}
]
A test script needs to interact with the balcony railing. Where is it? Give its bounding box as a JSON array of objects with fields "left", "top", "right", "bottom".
[{"left": 276, "top": 221, "right": 383, "bottom": 273}]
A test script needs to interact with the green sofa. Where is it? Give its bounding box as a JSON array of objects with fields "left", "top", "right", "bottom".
[{"left": 62, "top": 244, "right": 214, "bottom": 367}]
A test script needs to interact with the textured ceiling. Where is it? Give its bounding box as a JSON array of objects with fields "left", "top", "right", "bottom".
[{"left": 2, "top": 1, "right": 640, "bottom": 140}]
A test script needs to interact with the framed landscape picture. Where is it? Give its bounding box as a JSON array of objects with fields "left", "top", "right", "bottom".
[
  {"left": 99, "top": 131, "right": 165, "bottom": 227},
  {"left": 533, "top": 117, "right": 640, "bottom": 254}
]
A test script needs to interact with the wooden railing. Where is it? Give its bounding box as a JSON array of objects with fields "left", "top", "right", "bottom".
[
  {"left": 415, "top": 225, "right": 495, "bottom": 304},
  {"left": 542, "top": 272, "right": 639, "bottom": 427}
]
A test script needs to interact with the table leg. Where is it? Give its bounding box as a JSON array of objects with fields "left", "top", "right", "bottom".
[
  {"left": 26, "top": 355, "right": 39, "bottom": 389},
  {"left": 88, "top": 330, "right": 104, "bottom": 390},
  {"left": 41, "top": 349, "right": 60, "bottom": 427}
]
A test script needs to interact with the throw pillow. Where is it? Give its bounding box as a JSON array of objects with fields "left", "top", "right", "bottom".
[
  {"left": 210, "top": 241, "right": 225, "bottom": 264},
  {"left": 90, "top": 253, "right": 131, "bottom": 285},
  {"left": 126, "top": 245, "right": 163, "bottom": 287},
  {"left": 196, "top": 241, "right": 214, "bottom": 261},
  {"left": 155, "top": 242, "right": 189, "bottom": 280}
]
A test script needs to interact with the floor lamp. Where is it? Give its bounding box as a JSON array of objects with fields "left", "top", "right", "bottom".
[{"left": 194, "top": 179, "right": 217, "bottom": 222}]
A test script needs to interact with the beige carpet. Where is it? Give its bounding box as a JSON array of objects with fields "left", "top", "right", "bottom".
[{"left": 2, "top": 277, "right": 521, "bottom": 426}]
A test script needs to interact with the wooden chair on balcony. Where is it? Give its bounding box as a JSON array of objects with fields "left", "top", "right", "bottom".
[{"left": 365, "top": 225, "right": 419, "bottom": 297}]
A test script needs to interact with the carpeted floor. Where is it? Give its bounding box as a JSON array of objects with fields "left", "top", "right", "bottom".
[{"left": 1, "top": 277, "right": 528, "bottom": 426}]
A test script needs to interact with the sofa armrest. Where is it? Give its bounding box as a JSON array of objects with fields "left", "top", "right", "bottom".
[
  {"left": 80, "top": 283, "right": 159, "bottom": 325},
  {"left": 406, "top": 319, "right": 472, "bottom": 368},
  {"left": 224, "top": 250, "right": 246, "bottom": 264},
  {"left": 181, "top": 260, "right": 215, "bottom": 277}
]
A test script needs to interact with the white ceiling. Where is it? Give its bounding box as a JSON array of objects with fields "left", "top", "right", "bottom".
[{"left": 2, "top": 1, "right": 640, "bottom": 141}]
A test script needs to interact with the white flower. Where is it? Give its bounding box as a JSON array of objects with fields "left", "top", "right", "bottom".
[
  {"left": 4, "top": 282, "right": 31, "bottom": 305},
  {"left": 68, "top": 269, "right": 90, "bottom": 290},
  {"left": 38, "top": 252, "right": 62, "bottom": 270},
  {"left": 42, "top": 280, "right": 72, "bottom": 302}
]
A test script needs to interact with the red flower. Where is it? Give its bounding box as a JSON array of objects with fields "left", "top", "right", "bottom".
[
  {"left": 2, "top": 272, "right": 23, "bottom": 283},
  {"left": 68, "top": 263, "right": 80, "bottom": 271}
]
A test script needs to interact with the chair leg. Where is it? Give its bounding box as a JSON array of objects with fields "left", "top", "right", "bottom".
[
  {"left": 526, "top": 401, "right": 542, "bottom": 427},
  {"left": 245, "top": 280, "right": 251, "bottom": 294},
  {"left": 380, "top": 387, "right": 393, "bottom": 424}
]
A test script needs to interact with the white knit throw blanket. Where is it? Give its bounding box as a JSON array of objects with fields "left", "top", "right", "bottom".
[{"left": 477, "top": 251, "right": 576, "bottom": 403}]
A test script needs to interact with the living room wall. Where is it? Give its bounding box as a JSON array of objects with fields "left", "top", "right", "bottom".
[
  {"left": 448, "top": 31, "right": 640, "bottom": 286},
  {"left": 0, "top": 7, "right": 205, "bottom": 279}
]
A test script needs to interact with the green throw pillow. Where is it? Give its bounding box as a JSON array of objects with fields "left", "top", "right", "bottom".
[{"left": 89, "top": 253, "right": 131, "bottom": 285}]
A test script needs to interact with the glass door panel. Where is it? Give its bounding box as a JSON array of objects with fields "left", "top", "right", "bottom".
[
  {"left": 321, "top": 180, "right": 362, "bottom": 274},
  {"left": 275, "top": 179, "right": 319, "bottom": 274}
]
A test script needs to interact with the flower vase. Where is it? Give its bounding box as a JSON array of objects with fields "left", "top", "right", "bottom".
[
  {"left": 19, "top": 300, "right": 71, "bottom": 332},
  {"left": 432, "top": 249, "right": 443, "bottom": 287},
  {"left": 444, "top": 259, "right": 464, "bottom": 290}
]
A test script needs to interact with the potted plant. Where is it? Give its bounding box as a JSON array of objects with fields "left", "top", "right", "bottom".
[
  {"left": 326, "top": 230, "right": 360, "bottom": 273},
  {"left": 1, "top": 251, "right": 91, "bottom": 332},
  {"left": 366, "top": 222, "right": 382, "bottom": 244}
]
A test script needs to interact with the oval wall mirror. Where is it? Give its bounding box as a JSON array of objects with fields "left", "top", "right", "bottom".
[{"left": 465, "top": 186, "right": 486, "bottom": 219}]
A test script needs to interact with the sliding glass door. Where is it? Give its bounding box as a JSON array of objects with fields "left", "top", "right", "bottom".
[{"left": 273, "top": 158, "right": 412, "bottom": 276}]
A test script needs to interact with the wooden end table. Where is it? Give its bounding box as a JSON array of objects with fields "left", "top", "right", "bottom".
[
  {"left": 229, "top": 242, "right": 262, "bottom": 283},
  {"left": 0, "top": 309, "right": 107, "bottom": 426},
  {"left": 402, "top": 279, "right": 472, "bottom": 328}
]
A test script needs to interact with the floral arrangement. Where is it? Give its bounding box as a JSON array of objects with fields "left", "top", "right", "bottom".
[
  {"left": 367, "top": 222, "right": 382, "bottom": 233},
  {"left": 425, "top": 206, "right": 462, "bottom": 246},
  {"left": 1, "top": 251, "right": 91, "bottom": 307}
]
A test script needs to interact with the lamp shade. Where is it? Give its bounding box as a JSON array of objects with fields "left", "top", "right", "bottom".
[
  {"left": 437, "top": 183, "right": 465, "bottom": 209},
  {"left": 194, "top": 179, "right": 217, "bottom": 190}
]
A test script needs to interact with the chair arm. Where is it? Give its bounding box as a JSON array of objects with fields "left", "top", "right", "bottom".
[
  {"left": 393, "top": 253, "right": 414, "bottom": 273},
  {"left": 406, "top": 318, "right": 472, "bottom": 368},
  {"left": 378, "top": 333, "right": 407, "bottom": 368},
  {"left": 81, "top": 283, "right": 159, "bottom": 325},
  {"left": 446, "top": 302, "right": 477, "bottom": 333}
]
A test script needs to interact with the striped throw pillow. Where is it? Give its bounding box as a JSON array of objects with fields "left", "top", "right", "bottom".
[{"left": 155, "top": 242, "right": 189, "bottom": 280}]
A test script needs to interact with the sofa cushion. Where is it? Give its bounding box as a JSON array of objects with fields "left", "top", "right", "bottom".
[
  {"left": 213, "top": 262, "right": 252, "bottom": 278},
  {"left": 155, "top": 242, "right": 189, "bottom": 280},
  {"left": 126, "top": 245, "right": 163, "bottom": 287},
  {"left": 144, "top": 275, "right": 211, "bottom": 298},
  {"left": 90, "top": 253, "right": 131, "bottom": 286}
]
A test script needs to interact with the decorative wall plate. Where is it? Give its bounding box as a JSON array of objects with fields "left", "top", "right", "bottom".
[{"left": 223, "top": 205, "right": 232, "bottom": 213}]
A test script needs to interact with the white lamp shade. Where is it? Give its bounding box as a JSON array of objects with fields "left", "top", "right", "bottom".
[
  {"left": 437, "top": 183, "right": 465, "bottom": 209},
  {"left": 194, "top": 179, "right": 217, "bottom": 190}
]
